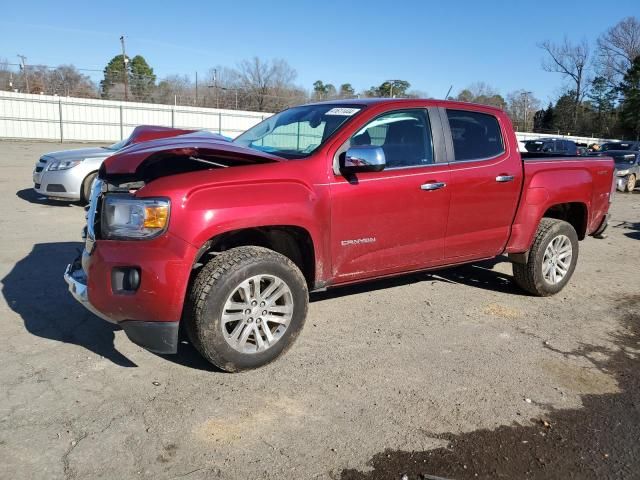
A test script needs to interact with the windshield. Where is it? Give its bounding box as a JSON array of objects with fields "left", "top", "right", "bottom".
[
  {"left": 105, "top": 138, "right": 129, "bottom": 151},
  {"left": 601, "top": 142, "right": 637, "bottom": 151},
  {"left": 234, "top": 104, "right": 363, "bottom": 159}
]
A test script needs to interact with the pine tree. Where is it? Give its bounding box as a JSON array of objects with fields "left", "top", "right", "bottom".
[{"left": 619, "top": 56, "right": 640, "bottom": 139}]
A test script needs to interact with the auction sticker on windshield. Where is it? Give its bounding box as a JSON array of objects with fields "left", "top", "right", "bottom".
[{"left": 325, "top": 107, "right": 360, "bottom": 116}]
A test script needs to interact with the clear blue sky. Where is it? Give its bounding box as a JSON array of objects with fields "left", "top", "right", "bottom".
[{"left": 0, "top": 0, "right": 636, "bottom": 103}]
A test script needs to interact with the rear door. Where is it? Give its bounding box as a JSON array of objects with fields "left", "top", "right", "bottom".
[
  {"left": 442, "top": 108, "right": 523, "bottom": 261},
  {"left": 329, "top": 108, "right": 451, "bottom": 281}
]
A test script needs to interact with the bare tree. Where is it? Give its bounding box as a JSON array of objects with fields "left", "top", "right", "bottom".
[
  {"left": 596, "top": 16, "right": 640, "bottom": 85},
  {"left": 236, "top": 57, "right": 298, "bottom": 111},
  {"left": 506, "top": 90, "right": 540, "bottom": 131},
  {"left": 203, "top": 66, "right": 240, "bottom": 108},
  {"left": 154, "top": 74, "right": 194, "bottom": 105},
  {"left": 539, "top": 38, "right": 590, "bottom": 128},
  {"left": 456, "top": 82, "right": 506, "bottom": 108}
]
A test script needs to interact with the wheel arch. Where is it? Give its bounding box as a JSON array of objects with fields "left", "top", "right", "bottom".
[
  {"left": 541, "top": 202, "right": 588, "bottom": 240},
  {"left": 193, "top": 225, "right": 317, "bottom": 289}
]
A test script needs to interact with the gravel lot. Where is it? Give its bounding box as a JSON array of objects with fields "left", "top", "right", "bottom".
[{"left": 1, "top": 141, "right": 639, "bottom": 480}]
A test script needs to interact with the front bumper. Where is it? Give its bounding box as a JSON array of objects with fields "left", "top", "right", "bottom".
[
  {"left": 33, "top": 169, "right": 84, "bottom": 200},
  {"left": 64, "top": 256, "right": 182, "bottom": 355}
]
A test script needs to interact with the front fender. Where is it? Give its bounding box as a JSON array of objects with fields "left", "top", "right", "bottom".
[{"left": 168, "top": 180, "right": 330, "bottom": 283}]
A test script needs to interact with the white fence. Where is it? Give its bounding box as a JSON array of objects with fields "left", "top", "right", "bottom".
[
  {"left": 0, "top": 91, "right": 269, "bottom": 142},
  {"left": 514, "top": 131, "right": 612, "bottom": 146},
  {"left": 0, "top": 91, "right": 615, "bottom": 147}
]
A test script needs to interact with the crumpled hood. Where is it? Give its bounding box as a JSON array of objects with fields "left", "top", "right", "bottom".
[
  {"left": 102, "top": 133, "right": 283, "bottom": 176},
  {"left": 42, "top": 147, "right": 110, "bottom": 162}
]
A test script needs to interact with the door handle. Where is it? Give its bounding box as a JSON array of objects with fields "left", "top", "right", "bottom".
[
  {"left": 420, "top": 182, "right": 447, "bottom": 191},
  {"left": 496, "top": 175, "right": 514, "bottom": 183}
]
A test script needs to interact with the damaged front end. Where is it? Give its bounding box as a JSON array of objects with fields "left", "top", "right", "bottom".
[{"left": 64, "top": 136, "right": 283, "bottom": 354}]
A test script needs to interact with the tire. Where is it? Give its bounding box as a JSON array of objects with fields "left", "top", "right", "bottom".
[
  {"left": 626, "top": 174, "right": 636, "bottom": 192},
  {"left": 185, "top": 246, "right": 309, "bottom": 372},
  {"left": 512, "top": 218, "right": 579, "bottom": 297},
  {"left": 80, "top": 172, "right": 97, "bottom": 204}
]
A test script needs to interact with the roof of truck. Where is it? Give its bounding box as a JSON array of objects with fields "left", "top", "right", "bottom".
[{"left": 304, "top": 97, "right": 505, "bottom": 112}]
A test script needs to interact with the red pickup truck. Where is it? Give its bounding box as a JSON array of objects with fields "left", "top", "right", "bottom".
[{"left": 64, "top": 99, "right": 614, "bottom": 371}]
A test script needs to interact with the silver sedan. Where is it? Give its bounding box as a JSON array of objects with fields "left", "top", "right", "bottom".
[{"left": 32, "top": 139, "right": 127, "bottom": 202}]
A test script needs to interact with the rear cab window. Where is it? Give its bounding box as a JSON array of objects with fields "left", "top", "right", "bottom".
[{"left": 446, "top": 109, "right": 504, "bottom": 161}]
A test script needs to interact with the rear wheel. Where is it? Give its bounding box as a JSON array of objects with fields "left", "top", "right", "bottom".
[
  {"left": 185, "top": 246, "right": 309, "bottom": 372},
  {"left": 626, "top": 174, "right": 636, "bottom": 192},
  {"left": 80, "top": 172, "right": 97, "bottom": 204},
  {"left": 513, "top": 218, "right": 579, "bottom": 296}
]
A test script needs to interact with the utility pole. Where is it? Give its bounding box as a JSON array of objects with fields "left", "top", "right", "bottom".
[
  {"left": 213, "top": 69, "right": 219, "bottom": 108},
  {"left": 120, "top": 36, "right": 129, "bottom": 101},
  {"left": 386, "top": 79, "right": 402, "bottom": 98},
  {"left": 17, "top": 54, "right": 29, "bottom": 93},
  {"left": 521, "top": 91, "right": 532, "bottom": 131}
]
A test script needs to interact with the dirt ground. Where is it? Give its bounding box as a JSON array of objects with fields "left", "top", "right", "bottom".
[{"left": 0, "top": 141, "right": 639, "bottom": 480}]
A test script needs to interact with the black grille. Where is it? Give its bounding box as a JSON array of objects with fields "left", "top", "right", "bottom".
[
  {"left": 46, "top": 184, "right": 67, "bottom": 193},
  {"left": 34, "top": 183, "right": 41, "bottom": 189},
  {"left": 35, "top": 166, "right": 43, "bottom": 173}
]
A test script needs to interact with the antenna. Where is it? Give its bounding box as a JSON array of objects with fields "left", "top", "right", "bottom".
[{"left": 445, "top": 85, "right": 453, "bottom": 100}]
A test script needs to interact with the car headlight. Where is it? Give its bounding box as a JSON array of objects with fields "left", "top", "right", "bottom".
[
  {"left": 616, "top": 169, "right": 630, "bottom": 176},
  {"left": 47, "top": 159, "right": 82, "bottom": 171},
  {"left": 101, "top": 195, "right": 170, "bottom": 240}
]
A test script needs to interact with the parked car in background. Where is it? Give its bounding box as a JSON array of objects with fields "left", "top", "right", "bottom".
[
  {"left": 32, "top": 126, "right": 202, "bottom": 202},
  {"left": 65, "top": 99, "right": 615, "bottom": 372},
  {"left": 576, "top": 145, "right": 588, "bottom": 156},
  {"left": 524, "top": 138, "right": 578, "bottom": 156},
  {"left": 600, "top": 141, "right": 640, "bottom": 152},
  {"left": 590, "top": 141, "right": 640, "bottom": 192}
]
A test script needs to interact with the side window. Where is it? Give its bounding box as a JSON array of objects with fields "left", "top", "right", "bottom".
[
  {"left": 349, "top": 110, "right": 433, "bottom": 168},
  {"left": 446, "top": 109, "right": 504, "bottom": 161}
]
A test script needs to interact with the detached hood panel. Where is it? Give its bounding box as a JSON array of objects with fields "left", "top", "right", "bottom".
[{"left": 102, "top": 135, "right": 284, "bottom": 176}]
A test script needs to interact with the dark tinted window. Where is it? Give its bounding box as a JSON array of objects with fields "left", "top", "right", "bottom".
[
  {"left": 601, "top": 142, "right": 639, "bottom": 151},
  {"left": 446, "top": 110, "right": 504, "bottom": 161},
  {"left": 563, "top": 141, "right": 577, "bottom": 155},
  {"left": 350, "top": 110, "right": 433, "bottom": 168}
]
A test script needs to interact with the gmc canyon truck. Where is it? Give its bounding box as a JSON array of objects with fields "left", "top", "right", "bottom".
[{"left": 64, "top": 99, "right": 614, "bottom": 372}]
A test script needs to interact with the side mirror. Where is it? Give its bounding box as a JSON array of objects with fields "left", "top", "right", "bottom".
[{"left": 340, "top": 146, "right": 386, "bottom": 174}]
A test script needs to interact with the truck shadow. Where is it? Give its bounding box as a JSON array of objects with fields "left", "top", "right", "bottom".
[
  {"left": 16, "top": 188, "right": 82, "bottom": 207},
  {"left": 311, "top": 257, "right": 525, "bottom": 302},
  {"left": 1, "top": 242, "right": 136, "bottom": 367}
]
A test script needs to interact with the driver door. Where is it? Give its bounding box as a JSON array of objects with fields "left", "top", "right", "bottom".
[{"left": 329, "top": 109, "right": 451, "bottom": 283}]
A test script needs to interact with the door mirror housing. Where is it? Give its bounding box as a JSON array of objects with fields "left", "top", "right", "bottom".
[{"left": 341, "top": 146, "right": 386, "bottom": 174}]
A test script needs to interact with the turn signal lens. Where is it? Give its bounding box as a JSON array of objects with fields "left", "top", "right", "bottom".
[{"left": 143, "top": 205, "right": 169, "bottom": 229}]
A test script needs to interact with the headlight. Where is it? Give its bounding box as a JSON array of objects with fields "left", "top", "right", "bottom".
[
  {"left": 47, "top": 159, "right": 82, "bottom": 171},
  {"left": 101, "top": 195, "right": 170, "bottom": 240},
  {"left": 616, "top": 169, "right": 630, "bottom": 176}
]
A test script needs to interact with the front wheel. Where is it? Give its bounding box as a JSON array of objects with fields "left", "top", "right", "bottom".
[
  {"left": 185, "top": 246, "right": 309, "bottom": 372},
  {"left": 626, "top": 174, "right": 636, "bottom": 192},
  {"left": 512, "top": 218, "right": 579, "bottom": 296},
  {"left": 80, "top": 172, "right": 97, "bottom": 204}
]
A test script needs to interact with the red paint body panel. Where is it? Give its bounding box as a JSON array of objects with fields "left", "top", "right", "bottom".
[
  {"left": 105, "top": 134, "right": 282, "bottom": 175},
  {"left": 86, "top": 233, "right": 197, "bottom": 322},
  {"left": 504, "top": 157, "right": 614, "bottom": 253},
  {"left": 86, "top": 99, "right": 614, "bottom": 324},
  {"left": 124, "top": 125, "right": 197, "bottom": 147}
]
